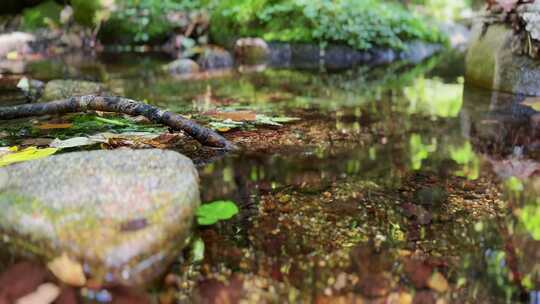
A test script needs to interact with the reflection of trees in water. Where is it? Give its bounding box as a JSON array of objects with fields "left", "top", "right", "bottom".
[{"left": 462, "top": 86, "right": 539, "bottom": 160}]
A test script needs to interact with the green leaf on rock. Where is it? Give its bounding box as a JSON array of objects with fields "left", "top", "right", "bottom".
[
  {"left": 196, "top": 200, "right": 239, "bottom": 225},
  {"left": 0, "top": 146, "right": 58, "bottom": 167}
]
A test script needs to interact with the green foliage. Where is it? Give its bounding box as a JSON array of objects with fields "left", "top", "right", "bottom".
[
  {"left": 403, "top": 77, "right": 464, "bottom": 118},
  {"left": 410, "top": 0, "right": 472, "bottom": 21},
  {"left": 409, "top": 134, "right": 437, "bottom": 170},
  {"left": 196, "top": 200, "right": 239, "bottom": 225},
  {"left": 99, "top": 0, "right": 208, "bottom": 43},
  {"left": 211, "top": 0, "right": 445, "bottom": 50},
  {"left": 71, "top": 0, "right": 103, "bottom": 28},
  {"left": 22, "top": 0, "right": 63, "bottom": 30},
  {"left": 520, "top": 202, "right": 540, "bottom": 240}
]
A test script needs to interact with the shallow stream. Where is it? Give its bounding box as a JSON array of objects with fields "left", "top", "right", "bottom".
[{"left": 0, "top": 51, "right": 539, "bottom": 303}]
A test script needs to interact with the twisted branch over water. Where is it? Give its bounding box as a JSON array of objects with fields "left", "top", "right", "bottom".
[{"left": 0, "top": 95, "right": 234, "bottom": 150}]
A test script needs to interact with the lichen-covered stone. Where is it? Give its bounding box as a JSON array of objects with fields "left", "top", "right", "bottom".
[
  {"left": 234, "top": 38, "right": 271, "bottom": 64},
  {"left": 518, "top": 2, "right": 540, "bottom": 40},
  {"left": 163, "top": 58, "right": 200, "bottom": 75},
  {"left": 465, "top": 23, "right": 540, "bottom": 96},
  {"left": 42, "top": 79, "right": 104, "bottom": 101},
  {"left": 0, "top": 149, "right": 200, "bottom": 286}
]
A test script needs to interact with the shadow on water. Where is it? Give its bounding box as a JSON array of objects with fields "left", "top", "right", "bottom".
[{"left": 0, "top": 51, "right": 538, "bottom": 302}]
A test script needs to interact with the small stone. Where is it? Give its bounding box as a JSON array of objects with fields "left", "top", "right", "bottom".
[
  {"left": 235, "top": 38, "right": 270, "bottom": 64},
  {"left": 41, "top": 79, "right": 104, "bottom": 101}
]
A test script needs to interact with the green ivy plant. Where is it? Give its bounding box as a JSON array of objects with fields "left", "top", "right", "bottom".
[{"left": 211, "top": 0, "right": 446, "bottom": 50}]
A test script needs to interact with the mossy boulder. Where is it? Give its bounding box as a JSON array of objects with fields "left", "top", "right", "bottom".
[
  {"left": 42, "top": 79, "right": 105, "bottom": 101},
  {"left": 466, "top": 23, "right": 540, "bottom": 96},
  {"left": 0, "top": 149, "right": 200, "bottom": 286}
]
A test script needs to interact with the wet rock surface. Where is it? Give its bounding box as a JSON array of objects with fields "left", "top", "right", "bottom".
[
  {"left": 265, "top": 40, "right": 442, "bottom": 69},
  {"left": 41, "top": 79, "right": 105, "bottom": 101},
  {"left": 0, "top": 149, "right": 200, "bottom": 286},
  {"left": 466, "top": 23, "right": 540, "bottom": 95}
]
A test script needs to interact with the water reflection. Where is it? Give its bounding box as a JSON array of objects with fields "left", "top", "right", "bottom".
[
  {"left": 0, "top": 51, "right": 538, "bottom": 302},
  {"left": 196, "top": 77, "right": 539, "bottom": 302}
]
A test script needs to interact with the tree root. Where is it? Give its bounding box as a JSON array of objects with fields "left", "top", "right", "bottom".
[{"left": 0, "top": 95, "right": 235, "bottom": 150}]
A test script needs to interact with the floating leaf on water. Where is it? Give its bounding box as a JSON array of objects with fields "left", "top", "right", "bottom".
[
  {"left": 49, "top": 132, "right": 163, "bottom": 149},
  {"left": 209, "top": 120, "right": 244, "bottom": 132},
  {"left": 0, "top": 147, "right": 58, "bottom": 167},
  {"left": 522, "top": 97, "right": 540, "bottom": 112},
  {"left": 47, "top": 253, "right": 86, "bottom": 287},
  {"left": 196, "top": 200, "right": 239, "bottom": 225},
  {"left": 50, "top": 137, "right": 97, "bottom": 149},
  {"left": 255, "top": 114, "right": 300, "bottom": 126},
  {"left": 37, "top": 123, "right": 73, "bottom": 130},
  {"left": 207, "top": 110, "right": 257, "bottom": 121}
]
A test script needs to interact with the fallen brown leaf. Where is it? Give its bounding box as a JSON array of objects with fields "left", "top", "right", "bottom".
[
  {"left": 206, "top": 110, "right": 257, "bottom": 121},
  {"left": 37, "top": 123, "right": 73, "bottom": 130}
]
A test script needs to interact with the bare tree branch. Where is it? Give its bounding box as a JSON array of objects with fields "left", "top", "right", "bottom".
[{"left": 0, "top": 95, "right": 235, "bottom": 150}]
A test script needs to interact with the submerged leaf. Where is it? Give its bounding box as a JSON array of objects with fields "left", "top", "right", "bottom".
[
  {"left": 37, "top": 123, "right": 73, "bottom": 130},
  {"left": 196, "top": 200, "right": 239, "bottom": 225},
  {"left": 207, "top": 110, "right": 257, "bottom": 121},
  {"left": 0, "top": 147, "right": 58, "bottom": 167}
]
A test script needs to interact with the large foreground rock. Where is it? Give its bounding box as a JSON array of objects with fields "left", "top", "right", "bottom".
[
  {"left": 466, "top": 23, "right": 540, "bottom": 95},
  {"left": 0, "top": 149, "right": 200, "bottom": 286}
]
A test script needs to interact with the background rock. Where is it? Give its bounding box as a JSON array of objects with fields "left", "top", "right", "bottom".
[
  {"left": 197, "top": 47, "right": 234, "bottom": 70},
  {"left": 466, "top": 23, "right": 540, "bottom": 96},
  {"left": 163, "top": 58, "right": 200, "bottom": 75},
  {"left": 41, "top": 79, "right": 104, "bottom": 101}
]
